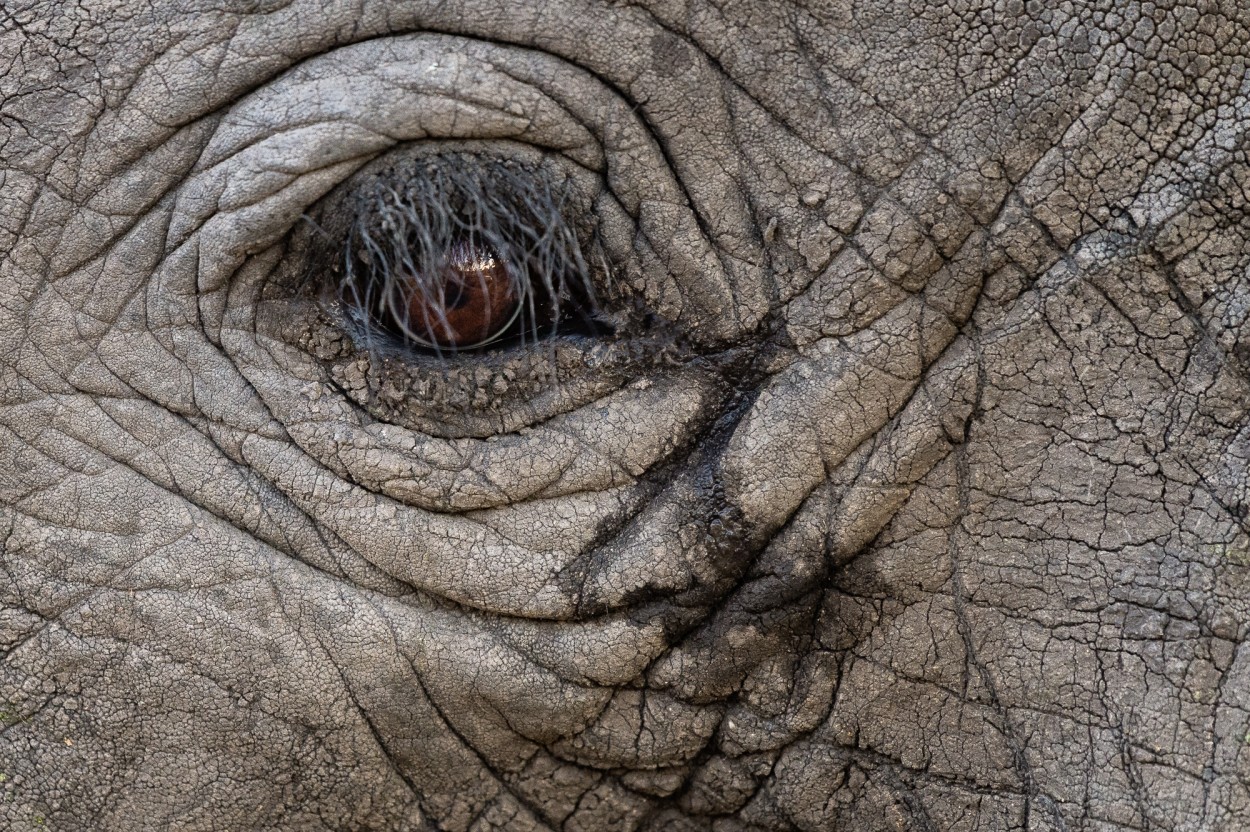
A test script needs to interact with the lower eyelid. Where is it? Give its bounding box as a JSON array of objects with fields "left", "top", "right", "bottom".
[
  {"left": 277, "top": 367, "right": 721, "bottom": 513},
  {"left": 318, "top": 334, "right": 681, "bottom": 438}
]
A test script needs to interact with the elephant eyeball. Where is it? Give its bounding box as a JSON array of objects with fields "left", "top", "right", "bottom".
[{"left": 386, "top": 239, "right": 521, "bottom": 349}]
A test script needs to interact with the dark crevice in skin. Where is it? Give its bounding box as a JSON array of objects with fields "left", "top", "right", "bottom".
[
  {"left": 297, "top": 602, "right": 428, "bottom": 813},
  {"left": 394, "top": 644, "right": 558, "bottom": 829},
  {"left": 1111, "top": 702, "right": 1157, "bottom": 831},
  {"left": 882, "top": 761, "right": 942, "bottom": 832},
  {"left": 611, "top": 473, "right": 840, "bottom": 819},
  {"left": 563, "top": 352, "right": 762, "bottom": 613},
  {"left": 948, "top": 328, "right": 1071, "bottom": 832},
  {"left": 833, "top": 744, "right": 1039, "bottom": 802}
]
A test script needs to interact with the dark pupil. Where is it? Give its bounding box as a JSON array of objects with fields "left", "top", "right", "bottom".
[
  {"left": 444, "top": 281, "right": 469, "bottom": 310},
  {"left": 391, "top": 239, "right": 518, "bottom": 348}
]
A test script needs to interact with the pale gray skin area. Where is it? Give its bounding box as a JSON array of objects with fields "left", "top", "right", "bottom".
[{"left": 1, "top": 1, "right": 1249, "bottom": 830}]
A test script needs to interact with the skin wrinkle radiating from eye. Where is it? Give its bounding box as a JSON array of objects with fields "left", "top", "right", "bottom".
[{"left": 2, "top": 1, "right": 1250, "bottom": 830}]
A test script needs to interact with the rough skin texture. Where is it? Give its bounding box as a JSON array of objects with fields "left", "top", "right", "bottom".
[{"left": 2, "top": 1, "right": 1249, "bottom": 830}]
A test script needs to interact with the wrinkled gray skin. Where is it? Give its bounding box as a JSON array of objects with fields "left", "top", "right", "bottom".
[{"left": 2, "top": 1, "right": 1250, "bottom": 830}]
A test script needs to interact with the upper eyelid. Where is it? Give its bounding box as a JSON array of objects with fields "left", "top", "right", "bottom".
[
  {"left": 153, "top": 35, "right": 751, "bottom": 342},
  {"left": 192, "top": 41, "right": 604, "bottom": 180},
  {"left": 169, "top": 41, "right": 599, "bottom": 301}
]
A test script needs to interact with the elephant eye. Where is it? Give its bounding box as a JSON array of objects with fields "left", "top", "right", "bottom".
[
  {"left": 330, "top": 154, "right": 610, "bottom": 356},
  {"left": 277, "top": 149, "right": 678, "bottom": 436}
]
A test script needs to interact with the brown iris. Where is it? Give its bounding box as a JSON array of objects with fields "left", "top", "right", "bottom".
[{"left": 389, "top": 239, "right": 519, "bottom": 348}]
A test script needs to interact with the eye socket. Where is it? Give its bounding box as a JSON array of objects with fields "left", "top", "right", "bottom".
[
  {"left": 331, "top": 153, "right": 611, "bottom": 356},
  {"left": 274, "top": 147, "right": 687, "bottom": 437}
]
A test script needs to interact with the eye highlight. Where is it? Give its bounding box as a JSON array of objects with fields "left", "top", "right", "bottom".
[{"left": 333, "top": 154, "right": 608, "bottom": 355}]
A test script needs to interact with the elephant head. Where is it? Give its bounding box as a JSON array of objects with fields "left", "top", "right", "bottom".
[{"left": 2, "top": 1, "right": 1249, "bottom": 829}]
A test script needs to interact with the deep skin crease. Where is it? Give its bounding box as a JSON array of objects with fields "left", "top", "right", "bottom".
[{"left": 2, "top": 1, "right": 1249, "bottom": 830}]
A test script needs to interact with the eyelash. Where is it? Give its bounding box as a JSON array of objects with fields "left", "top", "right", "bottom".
[{"left": 326, "top": 154, "right": 612, "bottom": 358}]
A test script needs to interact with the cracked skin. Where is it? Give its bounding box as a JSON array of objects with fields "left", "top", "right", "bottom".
[{"left": 1, "top": 0, "right": 1249, "bottom": 829}]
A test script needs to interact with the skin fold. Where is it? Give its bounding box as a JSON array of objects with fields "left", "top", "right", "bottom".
[{"left": 1, "top": 1, "right": 1248, "bottom": 829}]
